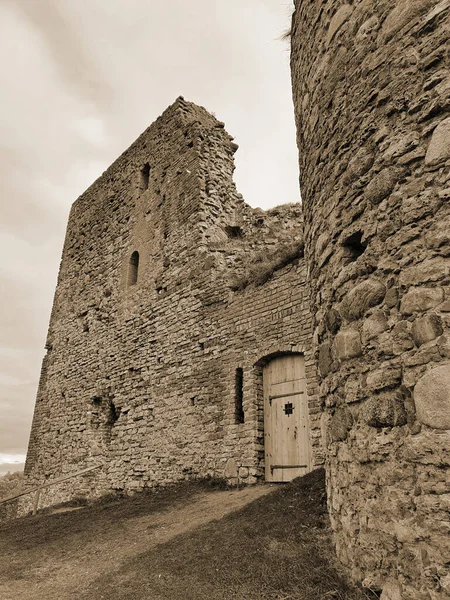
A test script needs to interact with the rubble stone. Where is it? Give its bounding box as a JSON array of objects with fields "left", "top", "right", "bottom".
[
  {"left": 340, "top": 279, "right": 386, "bottom": 322},
  {"left": 333, "top": 330, "right": 362, "bottom": 360},
  {"left": 412, "top": 314, "right": 443, "bottom": 346},
  {"left": 365, "top": 168, "right": 398, "bottom": 205},
  {"left": 361, "top": 392, "right": 407, "bottom": 428},
  {"left": 414, "top": 364, "right": 450, "bottom": 429},
  {"left": 400, "top": 287, "right": 444, "bottom": 315},
  {"left": 328, "top": 408, "right": 353, "bottom": 443},
  {"left": 425, "top": 117, "right": 450, "bottom": 165}
]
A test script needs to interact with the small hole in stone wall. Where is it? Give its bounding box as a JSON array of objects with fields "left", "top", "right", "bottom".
[
  {"left": 199, "top": 342, "right": 205, "bottom": 351},
  {"left": 342, "top": 231, "right": 366, "bottom": 264},
  {"left": 187, "top": 141, "right": 194, "bottom": 148},
  {"left": 140, "top": 163, "right": 150, "bottom": 190},
  {"left": 128, "top": 251, "right": 139, "bottom": 286},
  {"left": 190, "top": 397, "right": 196, "bottom": 406},
  {"left": 107, "top": 400, "right": 120, "bottom": 425},
  {"left": 225, "top": 225, "right": 243, "bottom": 239},
  {"left": 235, "top": 368, "right": 245, "bottom": 424},
  {"left": 91, "top": 396, "right": 102, "bottom": 406}
]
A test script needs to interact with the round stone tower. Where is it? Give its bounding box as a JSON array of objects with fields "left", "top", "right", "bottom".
[{"left": 291, "top": 1, "right": 450, "bottom": 598}]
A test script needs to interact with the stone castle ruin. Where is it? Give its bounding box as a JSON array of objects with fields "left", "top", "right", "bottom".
[
  {"left": 25, "top": 98, "right": 322, "bottom": 502},
  {"left": 23, "top": 1, "right": 450, "bottom": 598}
]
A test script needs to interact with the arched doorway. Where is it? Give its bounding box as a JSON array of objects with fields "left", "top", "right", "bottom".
[{"left": 263, "top": 354, "right": 311, "bottom": 482}]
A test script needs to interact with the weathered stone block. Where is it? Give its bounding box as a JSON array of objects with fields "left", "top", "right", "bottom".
[
  {"left": 366, "top": 366, "right": 402, "bottom": 392},
  {"left": 412, "top": 314, "right": 443, "bottom": 346},
  {"left": 380, "top": 579, "right": 403, "bottom": 600},
  {"left": 414, "top": 364, "right": 450, "bottom": 429},
  {"left": 381, "top": 0, "right": 435, "bottom": 43},
  {"left": 345, "top": 146, "right": 375, "bottom": 182},
  {"left": 400, "top": 287, "right": 444, "bottom": 315},
  {"left": 399, "top": 258, "right": 450, "bottom": 287},
  {"left": 384, "top": 287, "right": 398, "bottom": 309},
  {"left": 356, "top": 15, "right": 379, "bottom": 42},
  {"left": 318, "top": 342, "right": 333, "bottom": 377},
  {"left": 341, "top": 279, "right": 386, "bottom": 321},
  {"left": 365, "top": 168, "right": 399, "bottom": 205},
  {"left": 425, "top": 221, "right": 450, "bottom": 253},
  {"left": 361, "top": 392, "right": 407, "bottom": 428},
  {"left": 328, "top": 407, "right": 353, "bottom": 443},
  {"left": 325, "top": 308, "right": 341, "bottom": 334},
  {"left": 344, "top": 377, "right": 363, "bottom": 404},
  {"left": 362, "top": 310, "right": 389, "bottom": 341},
  {"left": 438, "top": 334, "right": 450, "bottom": 359},
  {"left": 425, "top": 117, "right": 450, "bottom": 165},
  {"left": 441, "top": 300, "right": 450, "bottom": 312},
  {"left": 383, "top": 132, "right": 420, "bottom": 161},
  {"left": 238, "top": 466, "right": 249, "bottom": 478},
  {"left": 333, "top": 329, "right": 362, "bottom": 360},
  {"left": 326, "top": 4, "right": 353, "bottom": 46}
]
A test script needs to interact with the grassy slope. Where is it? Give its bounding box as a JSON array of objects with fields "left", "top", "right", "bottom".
[{"left": 0, "top": 470, "right": 377, "bottom": 600}]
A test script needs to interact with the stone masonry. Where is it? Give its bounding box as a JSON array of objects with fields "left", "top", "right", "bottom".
[
  {"left": 291, "top": 1, "right": 450, "bottom": 598},
  {"left": 23, "top": 98, "right": 321, "bottom": 512}
]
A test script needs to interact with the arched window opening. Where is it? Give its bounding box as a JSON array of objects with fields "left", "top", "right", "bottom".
[
  {"left": 140, "top": 163, "right": 150, "bottom": 190},
  {"left": 235, "top": 367, "right": 244, "bottom": 424},
  {"left": 128, "top": 251, "right": 139, "bottom": 286}
]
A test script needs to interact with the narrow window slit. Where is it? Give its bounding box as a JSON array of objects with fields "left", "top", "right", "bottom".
[
  {"left": 140, "top": 163, "right": 150, "bottom": 190},
  {"left": 235, "top": 368, "right": 244, "bottom": 424},
  {"left": 128, "top": 251, "right": 139, "bottom": 286}
]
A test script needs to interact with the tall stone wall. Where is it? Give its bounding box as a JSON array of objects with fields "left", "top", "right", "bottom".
[
  {"left": 291, "top": 1, "right": 450, "bottom": 598},
  {"left": 24, "top": 99, "right": 320, "bottom": 512}
]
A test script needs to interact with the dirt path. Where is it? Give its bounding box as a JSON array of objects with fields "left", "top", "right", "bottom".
[{"left": 0, "top": 484, "right": 273, "bottom": 600}]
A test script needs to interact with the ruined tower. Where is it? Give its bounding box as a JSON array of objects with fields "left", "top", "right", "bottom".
[
  {"left": 24, "top": 98, "right": 321, "bottom": 509},
  {"left": 291, "top": 1, "right": 450, "bottom": 598}
]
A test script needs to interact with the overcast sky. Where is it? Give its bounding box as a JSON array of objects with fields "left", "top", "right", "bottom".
[{"left": 0, "top": 0, "right": 298, "bottom": 475}]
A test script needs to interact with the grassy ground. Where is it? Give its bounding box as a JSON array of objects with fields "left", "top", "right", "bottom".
[{"left": 0, "top": 470, "right": 377, "bottom": 600}]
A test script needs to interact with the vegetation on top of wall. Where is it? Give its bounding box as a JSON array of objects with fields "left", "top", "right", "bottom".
[
  {"left": 230, "top": 238, "right": 304, "bottom": 292},
  {"left": 266, "top": 202, "right": 302, "bottom": 217}
]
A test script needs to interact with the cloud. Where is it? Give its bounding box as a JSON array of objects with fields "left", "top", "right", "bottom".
[{"left": 7, "top": 0, "right": 112, "bottom": 113}]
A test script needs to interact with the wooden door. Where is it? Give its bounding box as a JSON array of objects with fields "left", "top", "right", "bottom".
[{"left": 264, "top": 355, "right": 310, "bottom": 482}]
